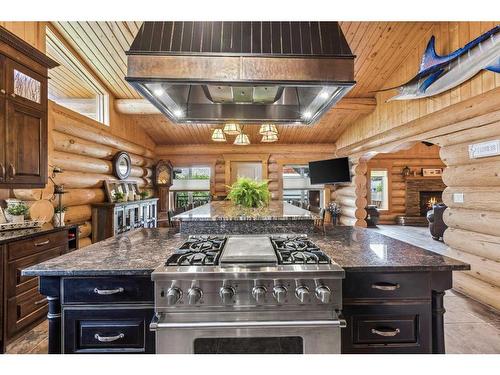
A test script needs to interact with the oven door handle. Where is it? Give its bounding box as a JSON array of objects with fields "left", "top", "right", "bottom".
[{"left": 150, "top": 314, "right": 346, "bottom": 330}]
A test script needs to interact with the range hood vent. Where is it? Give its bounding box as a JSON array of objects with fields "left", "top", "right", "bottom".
[{"left": 126, "top": 22, "right": 355, "bottom": 125}]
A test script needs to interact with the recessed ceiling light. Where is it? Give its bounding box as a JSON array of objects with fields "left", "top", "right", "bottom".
[
  {"left": 174, "top": 109, "right": 183, "bottom": 117},
  {"left": 153, "top": 88, "right": 164, "bottom": 96},
  {"left": 303, "top": 111, "right": 312, "bottom": 119}
]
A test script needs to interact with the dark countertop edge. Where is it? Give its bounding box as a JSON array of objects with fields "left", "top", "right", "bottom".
[
  {"left": 23, "top": 265, "right": 470, "bottom": 277},
  {"left": 174, "top": 217, "right": 316, "bottom": 222},
  {"left": 0, "top": 226, "right": 68, "bottom": 245}
]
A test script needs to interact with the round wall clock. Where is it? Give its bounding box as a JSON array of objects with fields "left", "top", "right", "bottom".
[{"left": 155, "top": 160, "right": 173, "bottom": 187}]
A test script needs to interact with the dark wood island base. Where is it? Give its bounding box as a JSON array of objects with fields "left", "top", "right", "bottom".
[{"left": 23, "top": 227, "right": 469, "bottom": 354}]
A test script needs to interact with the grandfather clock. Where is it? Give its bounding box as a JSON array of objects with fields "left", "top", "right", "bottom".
[{"left": 154, "top": 160, "right": 173, "bottom": 226}]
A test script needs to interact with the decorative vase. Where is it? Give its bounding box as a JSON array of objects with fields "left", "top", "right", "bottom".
[
  {"left": 53, "top": 212, "right": 65, "bottom": 227},
  {"left": 7, "top": 214, "right": 24, "bottom": 223}
]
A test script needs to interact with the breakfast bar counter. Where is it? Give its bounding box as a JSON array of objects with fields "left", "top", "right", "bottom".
[{"left": 173, "top": 201, "right": 319, "bottom": 234}]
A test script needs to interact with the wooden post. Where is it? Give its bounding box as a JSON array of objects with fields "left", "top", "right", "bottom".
[{"left": 39, "top": 277, "right": 62, "bottom": 354}]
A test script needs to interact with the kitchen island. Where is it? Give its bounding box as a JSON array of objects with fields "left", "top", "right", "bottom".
[
  {"left": 173, "top": 201, "right": 318, "bottom": 234},
  {"left": 23, "top": 227, "right": 469, "bottom": 354}
]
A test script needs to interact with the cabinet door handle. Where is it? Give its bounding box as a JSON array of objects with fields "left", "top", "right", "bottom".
[
  {"left": 8, "top": 163, "right": 16, "bottom": 179},
  {"left": 10, "top": 93, "right": 16, "bottom": 98},
  {"left": 0, "top": 163, "right": 4, "bottom": 181},
  {"left": 34, "top": 239, "right": 50, "bottom": 246},
  {"left": 94, "top": 333, "right": 125, "bottom": 342},
  {"left": 371, "top": 282, "right": 400, "bottom": 291},
  {"left": 371, "top": 328, "right": 401, "bottom": 337},
  {"left": 93, "top": 287, "right": 124, "bottom": 295},
  {"left": 0, "top": 88, "right": 5, "bottom": 94},
  {"left": 34, "top": 297, "right": 47, "bottom": 305}
]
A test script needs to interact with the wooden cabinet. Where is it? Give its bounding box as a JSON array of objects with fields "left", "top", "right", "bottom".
[
  {"left": 341, "top": 271, "right": 432, "bottom": 354},
  {"left": 91, "top": 199, "right": 158, "bottom": 243},
  {"left": 0, "top": 26, "right": 57, "bottom": 188},
  {"left": 1, "top": 229, "right": 68, "bottom": 353}
]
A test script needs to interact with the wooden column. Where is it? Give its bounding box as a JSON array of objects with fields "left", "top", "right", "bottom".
[
  {"left": 39, "top": 277, "right": 62, "bottom": 354},
  {"left": 334, "top": 160, "right": 368, "bottom": 227}
]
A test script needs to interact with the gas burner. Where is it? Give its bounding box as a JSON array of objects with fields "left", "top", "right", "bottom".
[
  {"left": 166, "top": 235, "right": 226, "bottom": 266},
  {"left": 270, "top": 235, "right": 331, "bottom": 265}
]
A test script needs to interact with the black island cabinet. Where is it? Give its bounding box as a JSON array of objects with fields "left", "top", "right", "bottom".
[{"left": 23, "top": 227, "right": 469, "bottom": 354}]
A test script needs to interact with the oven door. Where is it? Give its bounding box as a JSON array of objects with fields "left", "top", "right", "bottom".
[{"left": 151, "top": 311, "right": 345, "bottom": 354}]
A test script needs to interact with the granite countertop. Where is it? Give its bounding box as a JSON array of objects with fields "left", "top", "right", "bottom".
[
  {"left": 0, "top": 223, "right": 69, "bottom": 245},
  {"left": 23, "top": 227, "right": 469, "bottom": 277},
  {"left": 173, "top": 201, "right": 318, "bottom": 221}
]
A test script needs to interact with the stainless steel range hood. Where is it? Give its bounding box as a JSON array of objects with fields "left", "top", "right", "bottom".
[{"left": 125, "top": 22, "right": 355, "bottom": 125}]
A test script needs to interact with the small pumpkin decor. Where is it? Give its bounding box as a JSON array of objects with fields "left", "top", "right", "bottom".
[{"left": 226, "top": 177, "right": 270, "bottom": 208}]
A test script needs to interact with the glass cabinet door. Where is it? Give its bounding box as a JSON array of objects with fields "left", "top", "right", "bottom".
[{"left": 6, "top": 58, "right": 47, "bottom": 111}]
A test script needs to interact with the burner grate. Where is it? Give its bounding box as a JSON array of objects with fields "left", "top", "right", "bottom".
[
  {"left": 166, "top": 235, "right": 226, "bottom": 266},
  {"left": 270, "top": 235, "right": 331, "bottom": 265}
]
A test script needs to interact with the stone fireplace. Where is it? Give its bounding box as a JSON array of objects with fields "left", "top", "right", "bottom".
[{"left": 397, "top": 177, "right": 446, "bottom": 226}]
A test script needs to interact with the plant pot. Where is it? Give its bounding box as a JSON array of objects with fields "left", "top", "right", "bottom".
[
  {"left": 53, "top": 212, "right": 65, "bottom": 227},
  {"left": 7, "top": 214, "right": 24, "bottom": 223}
]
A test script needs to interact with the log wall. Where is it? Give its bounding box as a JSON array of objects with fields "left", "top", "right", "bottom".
[
  {"left": 331, "top": 160, "right": 368, "bottom": 227},
  {"left": 12, "top": 102, "right": 155, "bottom": 248},
  {"left": 367, "top": 143, "right": 444, "bottom": 224},
  {"left": 434, "top": 120, "right": 500, "bottom": 310}
]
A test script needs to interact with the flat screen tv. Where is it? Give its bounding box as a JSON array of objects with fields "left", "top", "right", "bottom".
[{"left": 309, "top": 157, "right": 351, "bottom": 184}]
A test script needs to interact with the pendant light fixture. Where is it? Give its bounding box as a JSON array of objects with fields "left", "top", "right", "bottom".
[
  {"left": 261, "top": 133, "right": 278, "bottom": 143},
  {"left": 223, "top": 123, "right": 241, "bottom": 135},
  {"left": 259, "top": 123, "right": 278, "bottom": 136},
  {"left": 211, "top": 128, "right": 226, "bottom": 142},
  {"left": 234, "top": 133, "right": 251, "bottom": 146}
]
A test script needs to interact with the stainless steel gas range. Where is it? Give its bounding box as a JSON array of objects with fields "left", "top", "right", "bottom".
[{"left": 151, "top": 234, "right": 345, "bottom": 354}]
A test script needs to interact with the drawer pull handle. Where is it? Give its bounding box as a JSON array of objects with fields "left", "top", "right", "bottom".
[
  {"left": 34, "top": 239, "right": 50, "bottom": 247},
  {"left": 93, "top": 287, "right": 124, "bottom": 295},
  {"left": 34, "top": 297, "right": 47, "bottom": 305},
  {"left": 371, "top": 282, "right": 400, "bottom": 291},
  {"left": 94, "top": 333, "right": 125, "bottom": 342},
  {"left": 371, "top": 328, "right": 401, "bottom": 337}
]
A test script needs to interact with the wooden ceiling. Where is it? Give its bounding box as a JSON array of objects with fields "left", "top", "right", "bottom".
[{"left": 52, "top": 21, "right": 435, "bottom": 145}]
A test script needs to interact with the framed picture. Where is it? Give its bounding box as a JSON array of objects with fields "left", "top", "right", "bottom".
[
  {"left": 422, "top": 168, "right": 443, "bottom": 177},
  {"left": 104, "top": 180, "right": 140, "bottom": 202}
]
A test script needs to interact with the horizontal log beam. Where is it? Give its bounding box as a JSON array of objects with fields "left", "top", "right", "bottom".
[
  {"left": 442, "top": 187, "right": 500, "bottom": 212},
  {"left": 157, "top": 144, "right": 336, "bottom": 156},
  {"left": 444, "top": 227, "right": 500, "bottom": 262},
  {"left": 442, "top": 160, "right": 500, "bottom": 187},
  {"left": 453, "top": 272, "right": 500, "bottom": 311},
  {"left": 444, "top": 207, "right": 500, "bottom": 237}
]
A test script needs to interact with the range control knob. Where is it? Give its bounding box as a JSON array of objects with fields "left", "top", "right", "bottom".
[
  {"left": 219, "top": 286, "right": 235, "bottom": 304},
  {"left": 273, "top": 286, "right": 287, "bottom": 304},
  {"left": 295, "top": 286, "right": 310, "bottom": 303},
  {"left": 315, "top": 286, "right": 332, "bottom": 304},
  {"left": 252, "top": 286, "right": 267, "bottom": 304},
  {"left": 187, "top": 287, "right": 203, "bottom": 305},
  {"left": 166, "top": 287, "right": 182, "bottom": 305}
]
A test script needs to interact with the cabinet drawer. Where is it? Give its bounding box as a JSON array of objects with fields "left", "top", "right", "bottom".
[
  {"left": 7, "top": 245, "right": 64, "bottom": 298},
  {"left": 343, "top": 272, "right": 430, "bottom": 300},
  {"left": 63, "top": 308, "right": 155, "bottom": 353},
  {"left": 6, "top": 286, "right": 47, "bottom": 340},
  {"left": 62, "top": 277, "right": 154, "bottom": 304},
  {"left": 7, "top": 230, "right": 67, "bottom": 261},
  {"left": 341, "top": 303, "right": 431, "bottom": 354}
]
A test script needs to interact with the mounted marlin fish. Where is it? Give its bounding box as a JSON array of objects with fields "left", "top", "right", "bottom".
[{"left": 385, "top": 25, "right": 500, "bottom": 101}]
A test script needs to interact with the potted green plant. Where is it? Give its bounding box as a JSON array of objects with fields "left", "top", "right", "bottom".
[
  {"left": 53, "top": 206, "right": 67, "bottom": 227},
  {"left": 226, "top": 177, "right": 270, "bottom": 208},
  {"left": 113, "top": 191, "right": 125, "bottom": 203},
  {"left": 139, "top": 191, "right": 149, "bottom": 200},
  {"left": 6, "top": 202, "right": 29, "bottom": 223}
]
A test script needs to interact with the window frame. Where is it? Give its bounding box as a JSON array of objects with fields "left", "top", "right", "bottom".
[{"left": 367, "top": 167, "right": 391, "bottom": 212}]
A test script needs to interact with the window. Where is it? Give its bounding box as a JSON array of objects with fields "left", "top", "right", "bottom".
[
  {"left": 370, "top": 170, "right": 389, "bottom": 210},
  {"left": 45, "top": 27, "right": 109, "bottom": 124},
  {"left": 170, "top": 166, "right": 211, "bottom": 211},
  {"left": 282, "top": 165, "right": 324, "bottom": 208}
]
